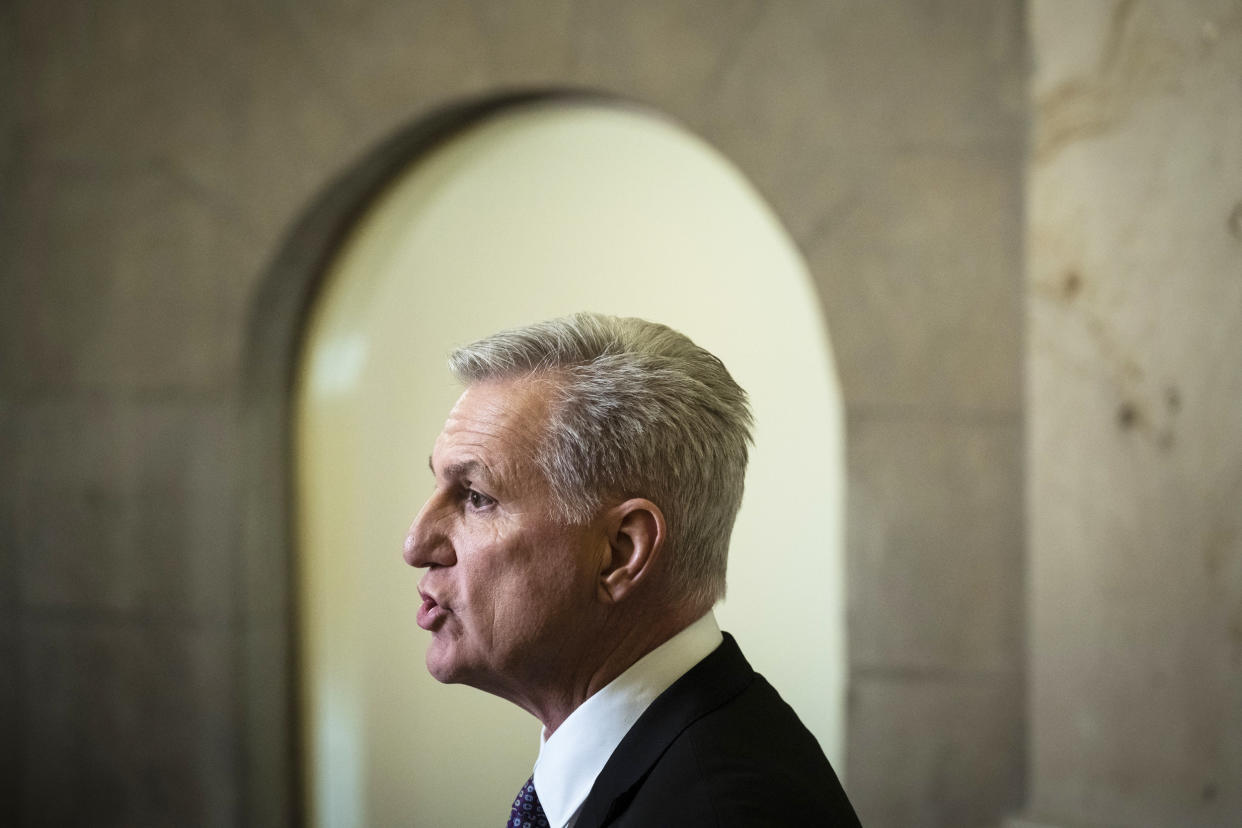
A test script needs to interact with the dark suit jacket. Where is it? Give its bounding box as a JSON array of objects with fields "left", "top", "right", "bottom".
[{"left": 574, "top": 633, "right": 861, "bottom": 827}]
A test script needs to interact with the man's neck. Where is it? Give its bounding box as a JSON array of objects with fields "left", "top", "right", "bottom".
[{"left": 536, "top": 603, "right": 706, "bottom": 736}]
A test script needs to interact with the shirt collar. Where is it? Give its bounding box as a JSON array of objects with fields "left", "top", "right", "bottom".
[{"left": 532, "top": 611, "right": 723, "bottom": 828}]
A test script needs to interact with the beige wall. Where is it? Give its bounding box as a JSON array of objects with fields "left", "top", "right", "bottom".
[
  {"left": 1025, "top": 1, "right": 1242, "bottom": 826},
  {"left": 1, "top": 3, "right": 1027, "bottom": 826}
]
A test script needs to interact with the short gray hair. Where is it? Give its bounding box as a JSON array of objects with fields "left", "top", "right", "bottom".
[{"left": 449, "top": 312, "right": 753, "bottom": 608}]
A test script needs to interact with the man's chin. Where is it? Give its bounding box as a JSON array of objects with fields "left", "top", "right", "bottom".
[
  {"left": 424, "top": 642, "right": 470, "bottom": 685},
  {"left": 424, "top": 652, "right": 457, "bottom": 684}
]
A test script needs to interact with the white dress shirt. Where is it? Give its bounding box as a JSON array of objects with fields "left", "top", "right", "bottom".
[{"left": 531, "top": 611, "right": 724, "bottom": 828}]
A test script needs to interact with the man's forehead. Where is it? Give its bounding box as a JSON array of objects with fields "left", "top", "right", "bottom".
[
  {"left": 431, "top": 379, "right": 550, "bottom": 474},
  {"left": 445, "top": 379, "right": 548, "bottom": 431}
]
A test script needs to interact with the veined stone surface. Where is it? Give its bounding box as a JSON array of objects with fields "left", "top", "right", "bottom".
[{"left": 1027, "top": 1, "right": 1242, "bottom": 825}]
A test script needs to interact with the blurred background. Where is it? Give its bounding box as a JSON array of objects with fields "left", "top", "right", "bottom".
[{"left": 1, "top": 1, "right": 1239, "bottom": 827}]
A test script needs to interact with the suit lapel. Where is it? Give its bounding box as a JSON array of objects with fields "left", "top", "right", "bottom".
[{"left": 573, "top": 633, "right": 755, "bottom": 827}]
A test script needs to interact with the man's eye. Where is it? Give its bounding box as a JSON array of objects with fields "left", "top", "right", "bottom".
[{"left": 466, "top": 489, "right": 494, "bottom": 510}]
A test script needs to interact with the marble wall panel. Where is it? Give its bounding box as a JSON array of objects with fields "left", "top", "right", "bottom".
[
  {"left": 19, "top": 622, "right": 238, "bottom": 827},
  {"left": 12, "top": 1, "right": 249, "bottom": 188},
  {"left": 849, "top": 416, "right": 1024, "bottom": 673},
  {"left": 13, "top": 397, "right": 238, "bottom": 619},
  {"left": 13, "top": 398, "right": 141, "bottom": 613},
  {"left": 128, "top": 401, "right": 240, "bottom": 621},
  {"left": 0, "top": 1, "right": 14, "bottom": 184},
  {"left": 0, "top": 623, "right": 18, "bottom": 828},
  {"left": 237, "top": 620, "right": 295, "bottom": 828},
  {"left": 690, "top": 0, "right": 1026, "bottom": 249},
  {"left": 700, "top": 0, "right": 1025, "bottom": 161},
  {"left": 807, "top": 147, "right": 1025, "bottom": 411},
  {"left": 848, "top": 671, "right": 1024, "bottom": 828},
  {"left": 0, "top": 397, "right": 16, "bottom": 611},
  {"left": 1026, "top": 0, "right": 1242, "bottom": 825},
  {"left": 1, "top": 163, "right": 254, "bottom": 394},
  {"left": 463, "top": 0, "right": 576, "bottom": 82},
  {"left": 564, "top": 0, "right": 765, "bottom": 119}
]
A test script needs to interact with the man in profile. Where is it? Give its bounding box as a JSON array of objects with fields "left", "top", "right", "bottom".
[{"left": 403, "top": 312, "right": 860, "bottom": 826}]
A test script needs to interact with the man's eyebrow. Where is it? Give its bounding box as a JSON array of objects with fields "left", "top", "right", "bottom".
[{"left": 429, "top": 456, "right": 496, "bottom": 485}]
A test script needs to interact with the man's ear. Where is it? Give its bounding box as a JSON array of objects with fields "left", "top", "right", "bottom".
[{"left": 598, "top": 498, "right": 666, "bottom": 604}]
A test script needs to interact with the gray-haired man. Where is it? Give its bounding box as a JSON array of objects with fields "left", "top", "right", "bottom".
[{"left": 404, "top": 313, "right": 860, "bottom": 827}]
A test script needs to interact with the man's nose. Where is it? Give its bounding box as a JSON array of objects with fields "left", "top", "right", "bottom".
[{"left": 403, "top": 494, "right": 454, "bottom": 568}]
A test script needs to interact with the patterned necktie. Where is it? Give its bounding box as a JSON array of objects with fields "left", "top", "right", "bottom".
[{"left": 508, "top": 776, "right": 551, "bottom": 828}]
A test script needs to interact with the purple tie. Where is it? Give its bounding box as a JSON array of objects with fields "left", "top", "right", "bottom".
[{"left": 508, "top": 776, "right": 551, "bottom": 828}]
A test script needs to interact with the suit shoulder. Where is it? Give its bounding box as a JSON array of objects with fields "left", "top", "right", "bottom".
[{"left": 618, "top": 674, "right": 861, "bottom": 827}]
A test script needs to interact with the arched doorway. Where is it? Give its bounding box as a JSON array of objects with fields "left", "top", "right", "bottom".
[{"left": 289, "top": 93, "right": 846, "bottom": 826}]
